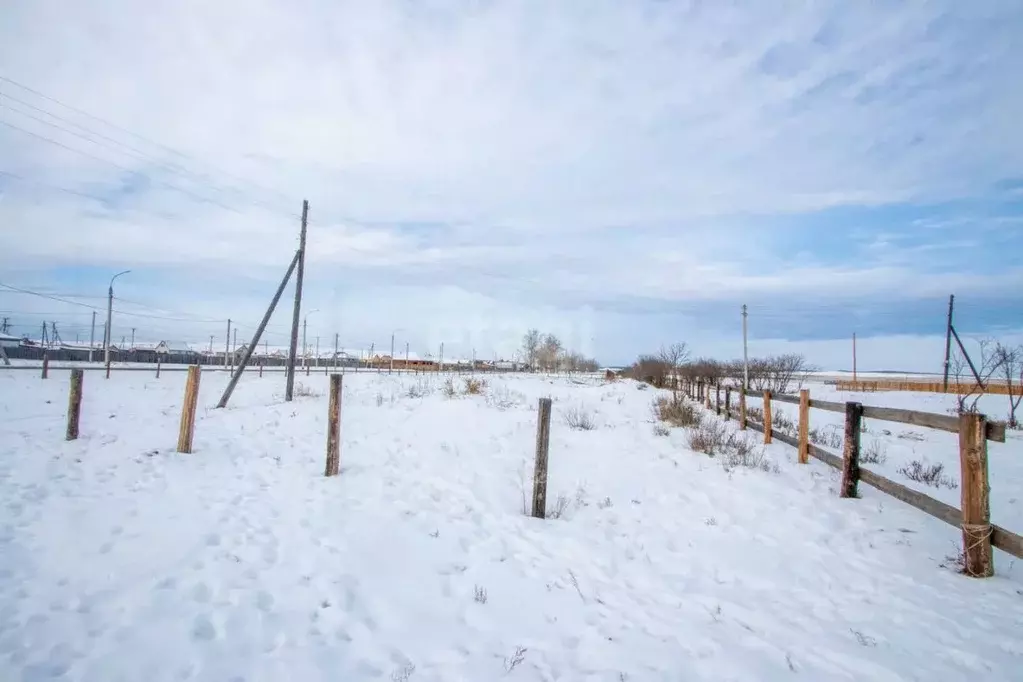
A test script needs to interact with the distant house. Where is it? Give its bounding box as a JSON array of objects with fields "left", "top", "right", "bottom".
[
  {"left": 0, "top": 332, "right": 20, "bottom": 348},
  {"left": 155, "top": 341, "right": 196, "bottom": 356}
]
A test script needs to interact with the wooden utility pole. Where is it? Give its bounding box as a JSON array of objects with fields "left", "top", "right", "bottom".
[
  {"left": 942, "top": 294, "right": 955, "bottom": 392},
  {"left": 763, "top": 390, "right": 773, "bottom": 444},
  {"left": 66, "top": 369, "right": 83, "bottom": 440},
  {"left": 285, "top": 200, "right": 309, "bottom": 402},
  {"left": 325, "top": 374, "right": 342, "bottom": 476},
  {"left": 532, "top": 398, "right": 553, "bottom": 519},
  {"left": 742, "top": 304, "right": 749, "bottom": 391}
]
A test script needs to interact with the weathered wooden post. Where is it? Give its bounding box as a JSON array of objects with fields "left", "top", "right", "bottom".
[
  {"left": 305, "top": 363, "right": 310, "bottom": 376},
  {"left": 41, "top": 354, "right": 49, "bottom": 379},
  {"left": 715, "top": 384, "right": 721, "bottom": 416},
  {"left": 739, "top": 391, "right": 747, "bottom": 430},
  {"left": 959, "top": 413, "right": 993, "bottom": 577},
  {"left": 531, "top": 398, "right": 553, "bottom": 519},
  {"left": 704, "top": 383, "right": 711, "bottom": 410},
  {"left": 259, "top": 362, "right": 263, "bottom": 378},
  {"left": 176, "top": 365, "right": 201, "bottom": 454},
  {"left": 65, "top": 369, "right": 84, "bottom": 440},
  {"left": 839, "top": 402, "right": 863, "bottom": 498},
  {"left": 724, "top": 387, "right": 731, "bottom": 421},
  {"left": 763, "top": 390, "right": 773, "bottom": 444},
  {"left": 325, "top": 373, "right": 342, "bottom": 477},
  {"left": 798, "top": 389, "right": 810, "bottom": 464},
  {"left": 156, "top": 360, "right": 161, "bottom": 378}
]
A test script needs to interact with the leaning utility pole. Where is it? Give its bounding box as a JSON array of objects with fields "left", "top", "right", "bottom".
[
  {"left": 89, "top": 311, "right": 96, "bottom": 362},
  {"left": 285, "top": 200, "right": 309, "bottom": 402},
  {"left": 217, "top": 250, "right": 301, "bottom": 408},
  {"left": 942, "top": 294, "right": 955, "bottom": 392},
  {"left": 741, "top": 304, "right": 749, "bottom": 391}
]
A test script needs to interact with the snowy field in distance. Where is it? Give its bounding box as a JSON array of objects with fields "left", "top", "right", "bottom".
[{"left": 2, "top": 369, "right": 1022, "bottom": 681}]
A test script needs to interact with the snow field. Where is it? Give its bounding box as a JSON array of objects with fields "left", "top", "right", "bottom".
[{"left": 1, "top": 370, "right": 1021, "bottom": 681}]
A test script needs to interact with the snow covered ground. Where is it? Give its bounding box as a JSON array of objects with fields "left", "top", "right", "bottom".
[{"left": 1, "top": 370, "right": 1021, "bottom": 681}]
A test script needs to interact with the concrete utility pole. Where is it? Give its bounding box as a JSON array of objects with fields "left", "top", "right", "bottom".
[
  {"left": 105, "top": 269, "right": 130, "bottom": 378},
  {"left": 741, "top": 304, "right": 749, "bottom": 391},
  {"left": 285, "top": 199, "right": 309, "bottom": 402},
  {"left": 89, "top": 311, "right": 96, "bottom": 362},
  {"left": 334, "top": 332, "right": 339, "bottom": 370},
  {"left": 209, "top": 335, "right": 214, "bottom": 354},
  {"left": 225, "top": 319, "right": 231, "bottom": 369}
]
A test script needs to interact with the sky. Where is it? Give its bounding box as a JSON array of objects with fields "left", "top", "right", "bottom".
[{"left": 1, "top": 0, "right": 1022, "bottom": 369}]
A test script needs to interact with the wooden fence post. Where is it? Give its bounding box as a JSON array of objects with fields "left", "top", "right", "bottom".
[
  {"left": 959, "top": 413, "right": 993, "bottom": 577},
  {"left": 705, "top": 383, "right": 711, "bottom": 409},
  {"left": 156, "top": 360, "right": 161, "bottom": 378},
  {"left": 724, "top": 387, "right": 731, "bottom": 421},
  {"left": 798, "top": 388, "right": 810, "bottom": 464},
  {"left": 739, "top": 391, "right": 747, "bottom": 430},
  {"left": 177, "top": 365, "right": 201, "bottom": 454},
  {"left": 305, "top": 363, "right": 310, "bottom": 376},
  {"left": 763, "top": 391, "right": 772, "bottom": 444},
  {"left": 532, "top": 397, "right": 553, "bottom": 519},
  {"left": 839, "top": 402, "right": 863, "bottom": 498},
  {"left": 65, "top": 369, "right": 83, "bottom": 440},
  {"left": 41, "top": 354, "right": 49, "bottom": 379},
  {"left": 325, "top": 373, "right": 342, "bottom": 477},
  {"left": 715, "top": 384, "right": 721, "bottom": 416},
  {"left": 259, "top": 362, "right": 263, "bottom": 378}
]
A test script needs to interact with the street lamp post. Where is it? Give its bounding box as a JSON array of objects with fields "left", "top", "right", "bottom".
[{"left": 104, "top": 270, "right": 130, "bottom": 378}]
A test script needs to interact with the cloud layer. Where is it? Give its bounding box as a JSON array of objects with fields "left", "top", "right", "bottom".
[{"left": 2, "top": 0, "right": 1021, "bottom": 367}]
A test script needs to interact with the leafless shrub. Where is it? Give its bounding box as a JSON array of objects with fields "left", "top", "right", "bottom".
[
  {"left": 860, "top": 439, "right": 888, "bottom": 465},
  {"left": 896, "top": 431, "right": 925, "bottom": 442},
  {"left": 940, "top": 545, "right": 967, "bottom": 572},
  {"left": 653, "top": 396, "right": 701, "bottom": 428},
  {"left": 746, "top": 406, "right": 764, "bottom": 423},
  {"left": 504, "top": 646, "right": 527, "bottom": 673},
  {"left": 951, "top": 338, "right": 1004, "bottom": 415},
  {"left": 993, "top": 342, "right": 1023, "bottom": 427},
  {"left": 721, "top": 436, "right": 778, "bottom": 474},
  {"left": 486, "top": 386, "right": 525, "bottom": 410},
  {"left": 598, "top": 496, "right": 613, "bottom": 509},
  {"left": 850, "top": 629, "right": 877, "bottom": 647},
  {"left": 442, "top": 378, "right": 457, "bottom": 398},
  {"left": 771, "top": 410, "right": 797, "bottom": 437},
  {"left": 406, "top": 381, "right": 431, "bottom": 398},
  {"left": 898, "top": 460, "right": 957, "bottom": 489},
  {"left": 473, "top": 585, "right": 488, "bottom": 604},
  {"left": 688, "top": 420, "right": 730, "bottom": 456},
  {"left": 653, "top": 423, "right": 671, "bottom": 437},
  {"left": 463, "top": 377, "right": 486, "bottom": 395},
  {"left": 564, "top": 406, "right": 596, "bottom": 430},
  {"left": 375, "top": 392, "right": 385, "bottom": 407},
  {"left": 547, "top": 493, "right": 570, "bottom": 519},
  {"left": 809, "top": 426, "right": 843, "bottom": 450},
  {"left": 294, "top": 382, "right": 321, "bottom": 398}
]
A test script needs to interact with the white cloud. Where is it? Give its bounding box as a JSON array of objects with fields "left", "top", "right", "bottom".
[{"left": 1, "top": 0, "right": 1022, "bottom": 362}]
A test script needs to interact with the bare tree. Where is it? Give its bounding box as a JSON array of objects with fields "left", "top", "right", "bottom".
[
  {"left": 659, "top": 343, "right": 690, "bottom": 400},
  {"left": 951, "top": 339, "right": 1004, "bottom": 414},
  {"left": 539, "top": 334, "right": 562, "bottom": 373},
  {"left": 522, "top": 329, "right": 541, "bottom": 372},
  {"left": 993, "top": 342, "right": 1022, "bottom": 426}
]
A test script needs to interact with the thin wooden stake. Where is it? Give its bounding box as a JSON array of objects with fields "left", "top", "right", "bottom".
[
  {"left": 739, "top": 392, "right": 747, "bottom": 430},
  {"left": 839, "top": 402, "right": 863, "bottom": 498},
  {"left": 724, "top": 387, "right": 731, "bottom": 421},
  {"left": 532, "top": 397, "right": 553, "bottom": 519},
  {"left": 156, "top": 360, "right": 161, "bottom": 378},
  {"left": 763, "top": 390, "right": 772, "bottom": 444},
  {"left": 959, "top": 413, "right": 993, "bottom": 577},
  {"left": 715, "top": 384, "right": 721, "bottom": 415},
  {"left": 798, "top": 388, "right": 810, "bottom": 464},
  {"left": 65, "top": 369, "right": 83, "bottom": 440},
  {"left": 41, "top": 354, "right": 49, "bottom": 379},
  {"left": 177, "top": 365, "right": 201, "bottom": 454},
  {"left": 325, "top": 373, "right": 342, "bottom": 477},
  {"left": 259, "top": 362, "right": 263, "bottom": 378}
]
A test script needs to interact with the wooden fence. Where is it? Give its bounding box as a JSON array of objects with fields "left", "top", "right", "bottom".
[
  {"left": 684, "top": 378, "right": 1021, "bottom": 576},
  {"left": 834, "top": 378, "right": 1018, "bottom": 396}
]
